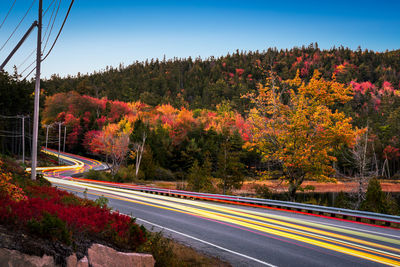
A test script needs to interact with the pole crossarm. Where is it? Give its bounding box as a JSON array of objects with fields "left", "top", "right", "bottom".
[{"left": 0, "top": 21, "right": 38, "bottom": 71}]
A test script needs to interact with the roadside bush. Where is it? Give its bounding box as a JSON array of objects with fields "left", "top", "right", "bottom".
[
  {"left": 115, "top": 165, "right": 137, "bottom": 182},
  {"left": 27, "top": 212, "right": 71, "bottom": 245},
  {"left": 360, "top": 177, "right": 388, "bottom": 214},
  {"left": 254, "top": 184, "right": 272, "bottom": 199},
  {"left": 140, "top": 231, "right": 175, "bottom": 267},
  {"left": 0, "top": 159, "right": 27, "bottom": 202},
  {"left": 94, "top": 195, "right": 109, "bottom": 209},
  {"left": 154, "top": 167, "right": 175, "bottom": 181},
  {"left": 392, "top": 173, "right": 400, "bottom": 180},
  {"left": 84, "top": 169, "right": 113, "bottom": 181},
  {"left": 187, "top": 160, "right": 213, "bottom": 192},
  {"left": 334, "top": 191, "right": 352, "bottom": 209}
]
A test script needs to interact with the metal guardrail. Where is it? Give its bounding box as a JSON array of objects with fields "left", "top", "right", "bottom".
[{"left": 73, "top": 178, "right": 400, "bottom": 227}]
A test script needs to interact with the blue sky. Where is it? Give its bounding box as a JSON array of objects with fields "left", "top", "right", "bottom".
[{"left": 0, "top": 0, "right": 399, "bottom": 79}]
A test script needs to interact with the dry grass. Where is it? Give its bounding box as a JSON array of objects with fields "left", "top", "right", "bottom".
[
  {"left": 170, "top": 241, "right": 231, "bottom": 267},
  {"left": 236, "top": 180, "right": 400, "bottom": 195}
]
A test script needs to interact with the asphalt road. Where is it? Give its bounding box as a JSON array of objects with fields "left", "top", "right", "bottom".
[{"left": 40, "top": 149, "right": 400, "bottom": 267}]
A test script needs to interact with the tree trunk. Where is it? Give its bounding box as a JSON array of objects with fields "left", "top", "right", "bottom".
[
  {"left": 135, "top": 132, "right": 146, "bottom": 178},
  {"left": 288, "top": 183, "right": 297, "bottom": 202}
]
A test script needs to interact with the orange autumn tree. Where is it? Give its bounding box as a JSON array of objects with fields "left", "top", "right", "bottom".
[
  {"left": 245, "top": 70, "right": 361, "bottom": 201},
  {"left": 89, "top": 120, "right": 132, "bottom": 176}
]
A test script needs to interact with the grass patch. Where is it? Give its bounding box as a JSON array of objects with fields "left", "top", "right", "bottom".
[{"left": 140, "top": 231, "right": 231, "bottom": 267}]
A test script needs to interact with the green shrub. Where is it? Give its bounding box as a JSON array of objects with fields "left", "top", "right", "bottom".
[
  {"left": 94, "top": 195, "right": 109, "bottom": 209},
  {"left": 254, "top": 184, "right": 272, "bottom": 199},
  {"left": 187, "top": 160, "right": 213, "bottom": 192},
  {"left": 141, "top": 232, "right": 176, "bottom": 267},
  {"left": 360, "top": 177, "right": 388, "bottom": 214},
  {"left": 115, "top": 165, "right": 137, "bottom": 182},
  {"left": 154, "top": 167, "right": 175, "bottom": 181},
  {"left": 334, "top": 191, "right": 352, "bottom": 209},
  {"left": 84, "top": 170, "right": 112, "bottom": 181},
  {"left": 391, "top": 173, "right": 400, "bottom": 180},
  {"left": 27, "top": 212, "right": 71, "bottom": 245},
  {"left": 61, "top": 194, "right": 81, "bottom": 206}
]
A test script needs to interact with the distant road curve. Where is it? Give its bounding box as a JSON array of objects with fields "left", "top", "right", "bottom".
[{"left": 38, "top": 149, "right": 400, "bottom": 267}]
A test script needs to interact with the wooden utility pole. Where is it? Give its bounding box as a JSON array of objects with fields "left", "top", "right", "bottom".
[
  {"left": 22, "top": 116, "right": 24, "bottom": 164},
  {"left": 63, "top": 126, "right": 66, "bottom": 152},
  {"left": 31, "top": 0, "right": 42, "bottom": 180},
  {"left": 45, "top": 124, "right": 50, "bottom": 151},
  {"left": 58, "top": 122, "right": 61, "bottom": 164},
  {"left": 19, "top": 115, "right": 29, "bottom": 164}
]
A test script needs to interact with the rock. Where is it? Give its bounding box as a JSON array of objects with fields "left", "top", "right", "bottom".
[
  {"left": 77, "top": 256, "right": 88, "bottom": 267},
  {"left": 65, "top": 253, "right": 88, "bottom": 267},
  {"left": 0, "top": 248, "right": 55, "bottom": 267},
  {"left": 88, "top": 243, "right": 155, "bottom": 267},
  {"left": 66, "top": 253, "right": 77, "bottom": 267}
]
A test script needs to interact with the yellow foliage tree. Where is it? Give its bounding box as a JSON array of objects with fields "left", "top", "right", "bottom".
[{"left": 245, "top": 70, "right": 363, "bottom": 201}]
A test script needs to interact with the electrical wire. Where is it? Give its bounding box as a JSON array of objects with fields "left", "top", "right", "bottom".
[
  {"left": 17, "top": 48, "right": 36, "bottom": 69},
  {"left": 0, "top": 114, "right": 21, "bottom": 118},
  {"left": 0, "top": 0, "right": 36, "bottom": 52},
  {"left": 24, "top": 0, "right": 74, "bottom": 80},
  {"left": 0, "top": 134, "right": 23, "bottom": 137},
  {"left": 41, "top": 0, "right": 74, "bottom": 62},
  {"left": 43, "top": 0, "right": 61, "bottom": 53},
  {"left": 20, "top": 59, "right": 36, "bottom": 76},
  {"left": 41, "top": 0, "right": 57, "bottom": 43},
  {"left": 22, "top": 64, "right": 36, "bottom": 80},
  {"left": 12, "top": 0, "right": 59, "bottom": 72},
  {"left": 0, "top": 0, "right": 17, "bottom": 29},
  {"left": 43, "top": 0, "right": 56, "bottom": 17}
]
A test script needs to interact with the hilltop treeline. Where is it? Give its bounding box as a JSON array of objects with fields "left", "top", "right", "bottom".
[{"left": 41, "top": 44, "right": 400, "bottom": 112}]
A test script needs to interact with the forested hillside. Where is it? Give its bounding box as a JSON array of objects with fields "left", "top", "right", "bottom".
[{"left": 42, "top": 44, "right": 400, "bottom": 113}]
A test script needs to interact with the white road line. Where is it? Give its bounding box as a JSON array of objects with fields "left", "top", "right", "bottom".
[{"left": 129, "top": 216, "right": 278, "bottom": 267}]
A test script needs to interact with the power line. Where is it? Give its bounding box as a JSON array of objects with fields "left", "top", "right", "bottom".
[
  {"left": 0, "top": 0, "right": 36, "bottom": 52},
  {"left": 41, "top": 0, "right": 57, "bottom": 43},
  {"left": 17, "top": 0, "right": 59, "bottom": 70},
  {"left": 0, "top": 114, "right": 23, "bottom": 119},
  {"left": 24, "top": 0, "right": 74, "bottom": 80},
  {"left": 0, "top": 0, "right": 17, "bottom": 29},
  {"left": 43, "top": 0, "right": 56, "bottom": 17},
  {"left": 20, "top": 59, "right": 36, "bottom": 76},
  {"left": 41, "top": 0, "right": 74, "bottom": 62},
  {"left": 17, "top": 48, "right": 36, "bottom": 69},
  {"left": 43, "top": 0, "right": 61, "bottom": 53}
]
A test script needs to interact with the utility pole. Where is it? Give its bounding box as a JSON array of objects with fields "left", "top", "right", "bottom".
[
  {"left": 63, "top": 126, "right": 66, "bottom": 152},
  {"left": 16, "top": 115, "right": 29, "bottom": 165},
  {"left": 58, "top": 122, "right": 61, "bottom": 164},
  {"left": 45, "top": 124, "right": 50, "bottom": 151},
  {"left": 19, "top": 115, "right": 29, "bottom": 164},
  {"left": 22, "top": 116, "right": 24, "bottom": 164},
  {"left": 31, "top": 0, "right": 42, "bottom": 180}
]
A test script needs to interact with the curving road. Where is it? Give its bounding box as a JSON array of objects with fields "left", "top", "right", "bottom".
[{"left": 39, "top": 149, "right": 400, "bottom": 267}]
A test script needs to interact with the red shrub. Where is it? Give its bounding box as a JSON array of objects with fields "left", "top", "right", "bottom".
[{"left": 0, "top": 185, "right": 147, "bottom": 249}]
